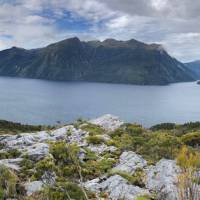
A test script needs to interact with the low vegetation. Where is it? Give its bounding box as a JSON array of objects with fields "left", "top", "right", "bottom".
[
  {"left": 86, "top": 135, "right": 104, "bottom": 144},
  {"left": 176, "top": 146, "right": 200, "bottom": 200},
  {"left": 110, "top": 123, "right": 183, "bottom": 163},
  {"left": 0, "top": 166, "right": 18, "bottom": 199},
  {"left": 80, "top": 123, "right": 104, "bottom": 136},
  {"left": 0, "top": 149, "right": 21, "bottom": 159},
  {"left": 109, "top": 168, "right": 146, "bottom": 187},
  {"left": 0, "top": 120, "right": 51, "bottom": 134},
  {"left": 0, "top": 119, "right": 200, "bottom": 199}
]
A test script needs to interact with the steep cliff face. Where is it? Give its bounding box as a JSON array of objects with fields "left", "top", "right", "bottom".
[{"left": 0, "top": 37, "right": 195, "bottom": 85}]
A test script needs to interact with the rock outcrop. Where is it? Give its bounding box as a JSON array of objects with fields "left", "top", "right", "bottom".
[
  {"left": 112, "top": 151, "right": 147, "bottom": 174},
  {"left": 0, "top": 117, "right": 119, "bottom": 162},
  {"left": 0, "top": 158, "right": 23, "bottom": 171},
  {"left": 146, "top": 159, "right": 180, "bottom": 200},
  {"left": 25, "top": 143, "right": 49, "bottom": 161},
  {"left": 0, "top": 126, "right": 78, "bottom": 149},
  {"left": 0, "top": 126, "right": 88, "bottom": 158},
  {"left": 84, "top": 175, "right": 149, "bottom": 200},
  {"left": 0, "top": 115, "right": 194, "bottom": 199},
  {"left": 88, "top": 144, "right": 117, "bottom": 155},
  {"left": 90, "top": 114, "right": 124, "bottom": 131},
  {"left": 24, "top": 181, "right": 43, "bottom": 196}
]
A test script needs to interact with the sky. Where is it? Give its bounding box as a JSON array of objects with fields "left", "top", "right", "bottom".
[{"left": 0, "top": 0, "right": 200, "bottom": 62}]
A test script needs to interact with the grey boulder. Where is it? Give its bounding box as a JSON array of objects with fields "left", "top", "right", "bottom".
[{"left": 112, "top": 151, "right": 147, "bottom": 174}]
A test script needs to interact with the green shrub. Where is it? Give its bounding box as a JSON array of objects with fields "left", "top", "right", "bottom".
[
  {"left": 73, "top": 118, "right": 86, "bottom": 129},
  {"left": 109, "top": 170, "right": 135, "bottom": 183},
  {"left": 82, "top": 158, "right": 116, "bottom": 179},
  {"left": 0, "top": 187, "right": 4, "bottom": 200},
  {"left": 62, "top": 166, "right": 77, "bottom": 177},
  {"left": 0, "top": 166, "right": 18, "bottom": 198},
  {"left": 105, "top": 139, "right": 116, "bottom": 146},
  {"left": 110, "top": 127, "right": 125, "bottom": 137},
  {"left": 42, "top": 182, "right": 86, "bottom": 200},
  {"left": 20, "top": 158, "right": 34, "bottom": 170},
  {"left": 110, "top": 128, "right": 183, "bottom": 163},
  {"left": 110, "top": 123, "right": 143, "bottom": 138},
  {"left": 125, "top": 123, "right": 144, "bottom": 135},
  {"left": 0, "top": 151, "right": 9, "bottom": 159},
  {"left": 50, "top": 142, "right": 80, "bottom": 166},
  {"left": 81, "top": 123, "right": 104, "bottom": 136},
  {"left": 34, "top": 157, "right": 56, "bottom": 180},
  {"left": 0, "top": 120, "right": 46, "bottom": 134},
  {"left": 49, "top": 142, "right": 82, "bottom": 180},
  {"left": 19, "top": 158, "right": 35, "bottom": 181},
  {"left": 110, "top": 168, "right": 145, "bottom": 187},
  {"left": 118, "top": 133, "right": 134, "bottom": 151},
  {"left": 136, "top": 195, "right": 154, "bottom": 200},
  {"left": 0, "top": 149, "right": 21, "bottom": 159},
  {"left": 181, "top": 131, "right": 200, "bottom": 147},
  {"left": 141, "top": 132, "right": 182, "bottom": 161},
  {"left": 101, "top": 150, "right": 121, "bottom": 160},
  {"left": 182, "top": 121, "right": 200, "bottom": 130},
  {"left": 83, "top": 148, "right": 97, "bottom": 161},
  {"left": 176, "top": 146, "right": 200, "bottom": 200},
  {"left": 86, "top": 135, "right": 104, "bottom": 144},
  {"left": 151, "top": 123, "right": 176, "bottom": 131}
]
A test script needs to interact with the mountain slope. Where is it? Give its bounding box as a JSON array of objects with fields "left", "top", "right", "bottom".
[
  {"left": 0, "top": 37, "right": 195, "bottom": 85},
  {"left": 185, "top": 60, "right": 200, "bottom": 79}
]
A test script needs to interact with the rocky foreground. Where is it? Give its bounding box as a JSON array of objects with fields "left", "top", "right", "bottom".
[{"left": 0, "top": 114, "right": 199, "bottom": 200}]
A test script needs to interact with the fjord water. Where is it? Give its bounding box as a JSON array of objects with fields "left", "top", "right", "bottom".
[{"left": 0, "top": 76, "right": 200, "bottom": 127}]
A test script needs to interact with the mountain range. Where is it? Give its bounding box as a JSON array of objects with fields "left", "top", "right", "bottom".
[{"left": 0, "top": 37, "right": 196, "bottom": 85}]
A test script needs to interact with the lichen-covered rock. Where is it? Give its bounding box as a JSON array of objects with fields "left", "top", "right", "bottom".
[
  {"left": 0, "top": 158, "right": 23, "bottom": 171},
  {"left": 50, "top": 126, "right": 72, "bottom": 140},
  {"left": 146, "top": 159, "right": 180, "bottom": 200},
  {"left": 25, "top": 143, "right": 49, "bottom": 161},
  {"left": 0, "top": 125, "right": 87, "bottom": 150},
  {"left": 41, "top": 171, "right": 56, "bottom": 185},
  {"left": 101, "top": 134, "right": 111, "bottom": 142},
  {"left": 90, "top": 114, "right": 124, "bottom": 131},
  {"left": 85, "top": 175, "right": 149, "bottom": 200},
  {"left": 0, "top": 131, "right": 50, "bottom": 148},
  {"left": 79, "top": 148, "right": 87, "bottom": 161},
  {"left": 88, "top": 144, "right": 117, "bottom": 155},
  {"left": 84, "top": 177, "right": 102, "bottom": 193},
  {"left": 112, "top": 151, "right": 147, "bottom": 174},
  {"left": 24, "top": 181, "right": 43, "bottom": 196},
  {"left": 67, "top": 128, "right": 88, "bottom": 146}
]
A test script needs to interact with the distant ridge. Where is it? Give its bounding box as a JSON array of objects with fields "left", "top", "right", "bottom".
[
  {"left": 0, "top": 37, "right": 195, "bottom": 85},
  {"left": 185, "top": 60, "right": 200, "bottom": 79}
]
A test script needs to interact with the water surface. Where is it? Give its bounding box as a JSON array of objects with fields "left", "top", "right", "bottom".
[{"left": 0, "top": 76, "right": 199, "bottom": 127}]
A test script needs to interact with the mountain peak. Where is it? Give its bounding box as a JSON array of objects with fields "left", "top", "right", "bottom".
[
  {"left": 10, "top": 46, "right": 25, "bottom": 51},
  {"left": 65, "top": 37, "right": 80, "bottom": 43},
  {"left": 103, "top": 38, "right": 118, "bottom": 43},
  {"left": 47, "top": 37, "right": 81, "bottom": 48},
  {"left": 57, "top": 37, "right": 81, "bottom": 45}
]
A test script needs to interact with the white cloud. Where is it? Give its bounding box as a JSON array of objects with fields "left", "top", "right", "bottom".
[
  {"left": 151, "top": 0, "right": 168, "bottom": 10},
  {"left": 162, "top": 33, "right": 200, "bottom": 62},
  {"left": 0, "top": 0, "right": 200, "bottom": 61},
  {"left": 106, "top": 15, "right": 130, "bottom": 29}
]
